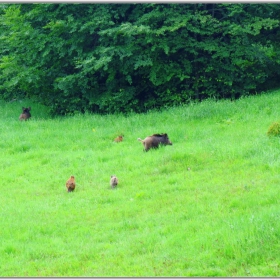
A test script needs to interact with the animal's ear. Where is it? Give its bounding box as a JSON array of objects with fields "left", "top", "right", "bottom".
[{"left": 28, "top": 107, "right": 31, "bottom": 111}]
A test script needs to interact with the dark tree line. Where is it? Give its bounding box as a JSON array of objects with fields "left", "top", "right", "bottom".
[{"left": 1, "top": 3, "right": 280, "bottom": 115}]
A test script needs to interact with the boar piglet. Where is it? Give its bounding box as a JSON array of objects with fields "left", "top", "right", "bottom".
[
  {"left": 110, "top": 175, "right": 118, "bottom": 188},
  {"left": 66, "top": 175, "right": 76, "bottom": 192},
  {"left": 19, "top": 107, "right": 31, "bottom": 121},
  {"left": 114, "top": 135, "right": 123, "bottom": 142}
]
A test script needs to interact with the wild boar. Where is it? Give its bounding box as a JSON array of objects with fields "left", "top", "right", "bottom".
[
  {"left": 114, "top": 135, "right": 123, "bottom": 142},
  {"left": 110, "top": 175, "right": 118, "bottom": 188},
  {"left": 66, "top": 175, "right": 76, "bottom": 192},
  {"left": 137, "top": 133, "right": 172, "bottom": 151},
  {"left": 19, "top": 107, "right": 31, "bottom": 121}
]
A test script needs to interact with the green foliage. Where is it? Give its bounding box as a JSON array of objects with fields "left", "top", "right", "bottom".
[
  {"left": 267, "top": 121, "right": 280, "bottom": 137},
  {"left": 1, "top": 4, "right": 280, "bottom": 115}
]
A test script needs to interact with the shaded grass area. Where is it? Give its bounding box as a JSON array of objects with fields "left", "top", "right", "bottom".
[{"left": 0, "top": 91, "right": 280, "bottom": 276}]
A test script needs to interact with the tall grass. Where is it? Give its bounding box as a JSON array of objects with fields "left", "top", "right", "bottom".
[{"left": 0, "top": 91, "right": 280, "bottom": 276}]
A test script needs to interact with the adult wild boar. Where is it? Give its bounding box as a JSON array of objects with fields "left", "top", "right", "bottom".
[
  {"left": 19, "top": 107, "right": 31, "bottom": 121},
  {"left": 138, "top": 133, "right": 172, "bottom": 151}
]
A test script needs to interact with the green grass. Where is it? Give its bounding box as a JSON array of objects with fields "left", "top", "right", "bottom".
[{"left": 0, "top": 91, "right": 280, "bottom": 276}]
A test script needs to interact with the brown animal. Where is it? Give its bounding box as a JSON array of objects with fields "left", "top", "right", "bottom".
[
  {"left": 110, "top": 175, "right": 118, "bottom": 188},
  {"left": 114, "top": 135, "right": 123, "bottom": 142},
  {"left": 138, "top": 133, "right": 173, "bottom": 151},
  {"left": 66, "top": 175, "right": 76, "bottom": 192},
  {"left": 19, "top": 107, "right": 31, "bottom": 121}
]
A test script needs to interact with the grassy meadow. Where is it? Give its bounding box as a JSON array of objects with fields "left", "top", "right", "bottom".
[{"left": 0, "top": 91, "right": 280, "bottom": 276}]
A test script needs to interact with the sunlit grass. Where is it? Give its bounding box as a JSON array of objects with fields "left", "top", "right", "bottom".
[{"left": 0, "top": 91, "right": 280, "bottom": 276}]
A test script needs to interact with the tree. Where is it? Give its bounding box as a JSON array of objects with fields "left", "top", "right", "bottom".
[{"left": 1, "top": 4, "right": 280, "bottom": 115}]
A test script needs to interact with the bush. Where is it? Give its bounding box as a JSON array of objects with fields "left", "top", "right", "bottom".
[{"left": 267, "top": 121, "right": 280, "bottom": 137}]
